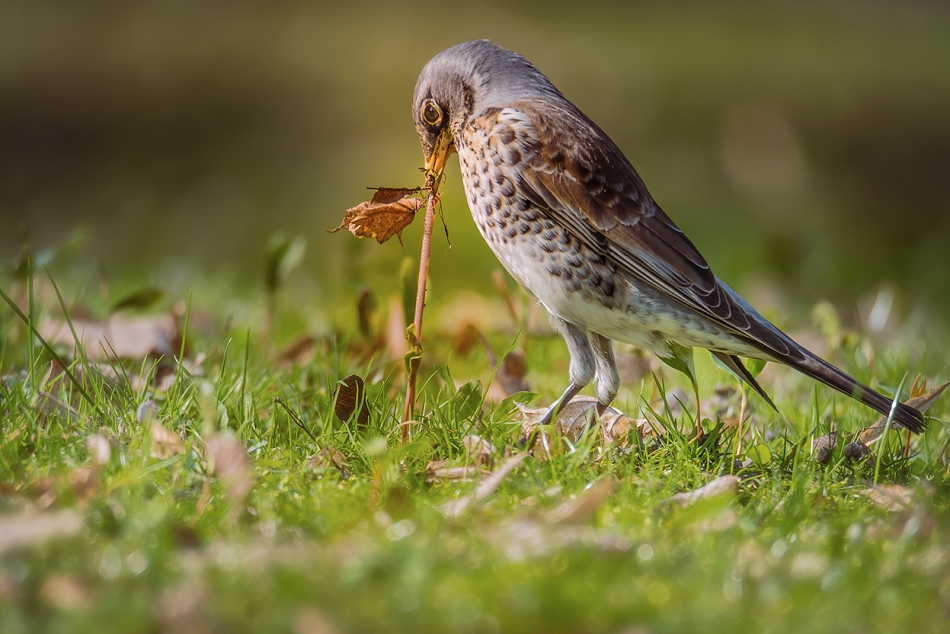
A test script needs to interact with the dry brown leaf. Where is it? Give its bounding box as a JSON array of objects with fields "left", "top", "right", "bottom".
[
  {"left": 545, "top": 478, "right": 616, "bottom": 525},
  {"left": 207, "top": 433, "right": 255, "bottom": 503},
  {"left": 665, "top": 475, "right": 740, "bottom": 508},
  {"left": 329, "top": 188, "right": 424, "bottom": 245},
  {"left": 38, "top": 313, "right": 177, "bottom": 361},
  {"left": 70, "top": 466, "right": 99, "bottom": 501},
  {"left": 333, "top": 374, "right": 370, "bottom": 430},
  {"left": 462, "top": 434, "right": 495, "bottom": 468},
  {"left": 157, "top": 579, "right": 210, "bottom": 634},
  {"left": 87, "top": 434, "right": 111, "bottom": 466},
  {"left": 151, "top": 422, "right": 184, "bottom": 459},
  {"left": 440, "top": 453, "right": 528, "bottom": 517},
  {"left": 857, "top": 380, "right": 948, "bottom": 445},
  {"left": 40, "top": 574, "right": 91, "bottom": 611},
  {"left": 813, "top": 431, "right": 839, "bottom": 465},
  {"left": 517, "top": 396, "right": 632, "bottom": 446},
  {"left": 0, "top": 510, "right": 83, "bottom": 555},
  {"left": 843, "top": 441, "right": 871, "bottom": 461},
  {"left": 293, "top": 606, "right": 342, "bottom": 634},
  {"left": 138, "top": 398, "right": 185, "bottom": 458},
  {"left": 306, "top": 448, "right": 350, "bottom": 479},
  {"left": 425, "top": 461, "right": 480, "bottom": 483},
  {"left": 859, "top": 484, "right": 916, "bottom": 512}
]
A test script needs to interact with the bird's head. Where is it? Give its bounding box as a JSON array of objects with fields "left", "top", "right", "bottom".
[{"left": 412, "top": 39, "right": 562, "bottom": 178}]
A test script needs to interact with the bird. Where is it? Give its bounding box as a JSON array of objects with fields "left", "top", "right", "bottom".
[{"left": 411, "top": 39, "right": 926, "bottom": 435}]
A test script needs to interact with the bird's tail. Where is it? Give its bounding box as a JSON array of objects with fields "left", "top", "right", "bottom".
[{"left": 785, "top": 349, "right": 926, "bottom": 433}]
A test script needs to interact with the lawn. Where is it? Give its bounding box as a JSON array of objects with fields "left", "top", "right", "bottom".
[{"left": 0, "top": 258, "right": 947, "bottom": 633}]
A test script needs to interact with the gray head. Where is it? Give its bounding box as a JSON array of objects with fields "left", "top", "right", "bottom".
[{"left": 412, "top": 40, "right": 564, "bottom": 174}]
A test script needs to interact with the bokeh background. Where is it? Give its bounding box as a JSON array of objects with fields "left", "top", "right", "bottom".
[{"left": 2, "top": 0, "right": 949, "bottom": 324}]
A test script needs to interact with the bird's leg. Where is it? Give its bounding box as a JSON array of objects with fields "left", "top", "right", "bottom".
[
  {"left": 539, "top": 315, "right": 595, "bottom": 426},
  {"left": 590, "top": 333, "right": 619, "bottom": 416},
  {"left": 537, "top": 381, "right": 583, "bottom": 426}
]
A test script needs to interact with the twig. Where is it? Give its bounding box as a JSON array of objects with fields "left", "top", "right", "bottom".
[{"left": 401, "top": 172, "right": 442, "bottom": 438}]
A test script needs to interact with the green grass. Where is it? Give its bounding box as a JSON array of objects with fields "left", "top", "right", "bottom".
[{"left": 0, "top": 267, "right": 948, "bottom": 634}]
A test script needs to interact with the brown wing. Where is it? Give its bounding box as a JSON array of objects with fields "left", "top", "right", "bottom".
[{"left": 506, "top": 99, "right": 795, "bottom": 359}]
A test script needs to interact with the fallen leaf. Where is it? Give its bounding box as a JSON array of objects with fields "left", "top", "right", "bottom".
[
  {"left": 843, "top": 441, "right": 870, "bottom": 461},
  {"left": 40, "top": 574, "right": 91, "bottom": 611},
  {"left": 545, "top": 478, "right": 616, "bottom": 525},
  {"left": 157, "top": 579, "right": 210, "bottom": 633},
  {"left": 137, "top": 399, "right": 185, "bottom": 457},
  {"left": 440, "top": 453, "right": 528, "bottom": 517},
  {"left": 207, "top": 433, "right": 255, "bottom": 503},
  {"left": 813, "top": 431, "right": 839, "bottom": 465},
  {"left": 87, "top": 434, "right": 111, "bottom": 466},
  {"left": 462, "top": 434, "right": 495, "bottom": 468},
  {"left": 70, "top": 466, "right": 99, "bottom": 501},
  {"left": 859, "top": 484, "right": 917, "bottom": 512},
  {"left": 333, "top": 374, "right": 370, "bottom": 430},
  {"left": 425, "top": 461, "right": 480, "bottom": 483},
  {"left": 665, "top": 475, "right": 740, "bottom": 508},
  {"left": 306, "top": 448, "right": 350, "bottom": 479},
  {"left": 151, "top": 422, "right": 185, "bottom": 459},
  {"left": 39, "top": 313, "right": 177, "bottom": 361},
  {"left": 857, "top": 380, "right": 948, "bottom": 445},
  {"left": 329, "top": 188, "right": 424, "bottom": 245},
  {"left": 0, "top": 510, "right": 83, "bottom": 555},
  {"left": 517, "top": 396, "right": 632, "bottom": 446},
  {"left": 293, "top": 606, "right": 342, "bottom": 634}
]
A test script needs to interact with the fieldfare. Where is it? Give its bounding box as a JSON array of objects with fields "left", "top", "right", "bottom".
[{"left": 411, "top": 39, "right": 925, "bottom": 434}]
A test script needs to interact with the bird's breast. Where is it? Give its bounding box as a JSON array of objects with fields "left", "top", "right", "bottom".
[{"left": 456, "top": 135, "right": 625, "bottom": 315}]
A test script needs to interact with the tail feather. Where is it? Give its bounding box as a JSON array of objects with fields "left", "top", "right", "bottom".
[
  {"left": 786, "top": 350, "right": 926, "bottom": 434},
  {"left": 711, "top": 352, "right": 777, "bottom": 412}
]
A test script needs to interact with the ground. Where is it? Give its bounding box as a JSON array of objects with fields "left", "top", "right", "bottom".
[{"left": 0, "top": 266, "right": 948, "bottom": 634}]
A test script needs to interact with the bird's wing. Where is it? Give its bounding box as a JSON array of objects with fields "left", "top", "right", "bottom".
[{"left": 504, "top": 100, "right": 795, "bottom": 359}]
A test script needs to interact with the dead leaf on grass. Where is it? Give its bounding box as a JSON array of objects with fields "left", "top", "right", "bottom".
[
  {"left": 329, "top": 188, "right": 424, "bottom": 245},
  {"left": 40, "top": 574, "right": 91, "bottom": 611},
  {"left": 139, "top": 399, "right": 185, "bottom": 459},
  {"left": 0, "top": 510, "right": 83, "bottom": 555},
  {"left": 545, "top": 478, "right": 616, "bottom": 525},
  {"left": 425, "top": 461, "right": 481, "bottom": 483},
  {"left": 813, "top": 431, "right": 839, "bottom": 465},
  {"left": 859, "top": 484, "right": 916, "bottom": 512},
  {"left": 333, "top": 374, "right": 370, "bottom": 431},
  {"left": 207, "top": 433, "right": 255, "bottom": 503},
  {"left": 665, "top": 475, "right": 740, "bottom": 508},
  {"left": 857, "top": 379, "right": 948, "bottom": 445},
  {"left": 307, "top": 448, "right": 350, "bottom": 479},
  {"left": 87, "top": 434, "right": 111, "bottom": 466},
  {"left": 38, "top": 313, "right": 177, "bottom": 361},
  {"left": 462, "top": 434, "right": 495, "bottom": 468},
  {"left": 517, "top": 396, "right": 633, "bottom": 446},
  {"left": 439, "top": 453, "right": 528, "bottom": 517}
]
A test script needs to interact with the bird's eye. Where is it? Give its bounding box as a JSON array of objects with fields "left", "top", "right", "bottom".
[{"left": 421, "top": 101, "right": 442, "bottom": 126}]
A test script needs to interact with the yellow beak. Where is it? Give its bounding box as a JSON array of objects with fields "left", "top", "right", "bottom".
[{"left": 424, "top": 129, "right": 454, "bottom": 176}]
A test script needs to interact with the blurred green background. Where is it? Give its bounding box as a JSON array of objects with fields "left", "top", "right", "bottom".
[{"left": 2, "top": 0, "right": 949, "bottom": 320}]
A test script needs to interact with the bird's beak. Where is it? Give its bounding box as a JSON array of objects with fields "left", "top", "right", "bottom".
[{"left": 424, "top": 129, "right": 454, "bottom": 177}]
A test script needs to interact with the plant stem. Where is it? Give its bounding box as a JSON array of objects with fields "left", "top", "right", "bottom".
[{"left": 401, "top": 172, "right": 442, "bottom": 438}]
